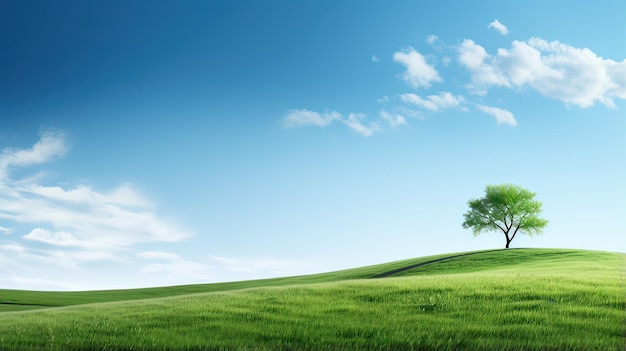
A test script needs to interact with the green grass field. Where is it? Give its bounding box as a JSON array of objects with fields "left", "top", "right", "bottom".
[{"left": 0, "top": 248, "right": 624, "bottom": 350}]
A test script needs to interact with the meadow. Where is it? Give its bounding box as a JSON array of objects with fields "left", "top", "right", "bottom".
[{"left": 0, "top": 248, "right": 624, "bottom": 350}]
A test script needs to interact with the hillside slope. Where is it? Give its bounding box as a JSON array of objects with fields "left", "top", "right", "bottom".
[
  {"left": 0, "top": 248, "right": 620, "bottom": 309},
  {"left": 0, "top": 248, "right": 624, "bottom": 350}
]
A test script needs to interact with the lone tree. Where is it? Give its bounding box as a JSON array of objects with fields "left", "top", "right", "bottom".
[{"left": 462, "top": 184, "right": 548, "bottom": 248}]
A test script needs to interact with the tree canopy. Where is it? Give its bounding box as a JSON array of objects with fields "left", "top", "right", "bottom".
[{"left": 462, "top": 184, "right": 548, "bottom": 248}]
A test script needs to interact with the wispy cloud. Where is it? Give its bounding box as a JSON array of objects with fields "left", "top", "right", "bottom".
[
  {"left": 401, "top": 92, "right": 465, "bottom": 112},
  {"left": 283, "top": 109, "right": 379, "bottom": 137},
  {"left": 393, "top": 47, "right": 442, "bottom": 88},
  {"left": 0, "top": 240, "right": 122, "bottom": 271},
  {"left": 426, "top": 34, "right": 439, "bottom": 45},
  {"left": 0, "top": 131, "right": 191, "bottom": 267},
  {"left": 476, "top": 105, "right": 517, "bottom": 126},
  {"left": 459, "top": 38, "right": 626, "bottom": 107},
  {"left": 343, "top": 113, "right": 379, "bottom": 137},
  {"left": 283, "top": 109, "right": 341, "bottom": 128},
  {"left": 0, "top": 226, "right": 13, "bottom": 234},
  {"left": 371, "top": 55, "right": 380, "bottom": 63},
  {"left": 0, "top": 129, "right": 68, "bottom": 179},
  {"left": 488, "top": 19, "right": 509, "bottom": 35},
  {"left": 23, "top": 228, "right": 96, "bottom": 248},
  {"left": 380, "top": 110, "right": 408, "bottom": 128}
]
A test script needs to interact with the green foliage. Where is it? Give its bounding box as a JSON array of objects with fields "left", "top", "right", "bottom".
[
  {"left": 0, "top": 249, "right": 624, "bottom": 350},
  {"left": 463, "top": 184, "right": 548, "bottom": 248}
]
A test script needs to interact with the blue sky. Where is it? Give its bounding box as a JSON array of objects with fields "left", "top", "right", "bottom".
[{"left": 1, "top": 0, "right": 624, "bottom": 290}]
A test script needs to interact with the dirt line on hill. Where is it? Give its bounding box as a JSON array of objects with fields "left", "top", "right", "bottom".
[{"left": 371, "top": 248, "right": 514, "bottom": 278}]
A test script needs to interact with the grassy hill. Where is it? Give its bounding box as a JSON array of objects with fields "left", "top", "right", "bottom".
[{"left": 0, "top": 248, "right": 624, "bottom": 350}]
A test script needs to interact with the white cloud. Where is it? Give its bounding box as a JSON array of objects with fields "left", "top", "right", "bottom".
[
  {"left": 476, "top": 105, "right": 517, "bottom": 126},
  {"left": 379, "top": 110, "right": 408, "bottom": 128},
  {"left": 459, "top": 38, "right": 626, "bottom": 108},
  {"left": 401, "top": 92, "right": 465, "bottom": 112},
  {"left": 393, "top": 47, "right": 442, "bottom": 88},
  {"left": 371, "top": 55, "right": 380, "bottom": 62},
  {"left": 488, "top": 19, "right": 509, "bottom": 35},
  {"left": 0, "top": 226, "right": 13, "bottom": 234},
  {"left": 283, "top": 109, "right": 341, "bottom": 128},
  {"left": 343, "top": 113, "right": 378, "bottom": 137}
]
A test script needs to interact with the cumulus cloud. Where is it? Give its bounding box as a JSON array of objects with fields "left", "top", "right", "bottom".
[
  {"left": 393, "top": 47, "right": 442, "bottom": 88},
  {"left": 458, "top": 39, "right": 510, "bottom": 94},
  {"left": 488, "top": 19, "right": 509, "bottom": 35},
  {"left": 459, "top": 38, "right": 626, "bottom": 107},
  {"left": 401, "top": 92, "right": 465, "bottom": 112},
  {"left": 476, "top": 105, "right": 517, "bottom": 126}
]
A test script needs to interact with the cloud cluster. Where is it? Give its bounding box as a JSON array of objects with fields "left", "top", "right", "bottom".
[{"left": 282, "top": 19, "right": 624, "bottom": 135}]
